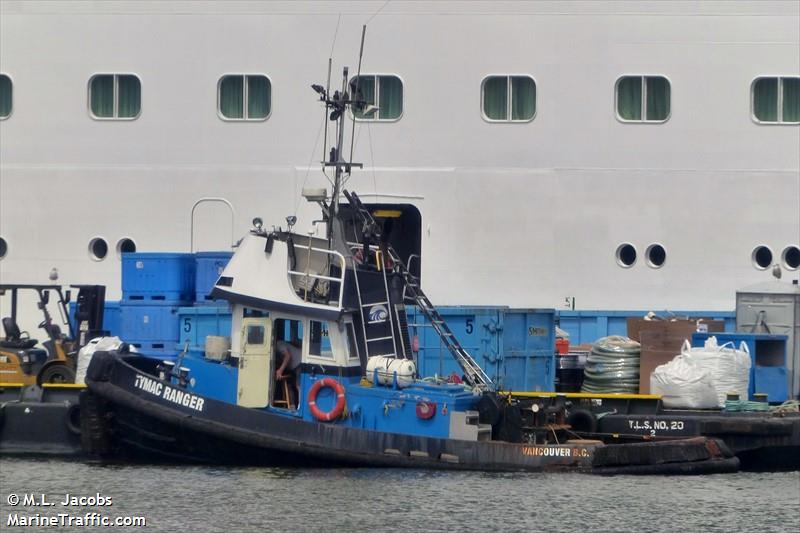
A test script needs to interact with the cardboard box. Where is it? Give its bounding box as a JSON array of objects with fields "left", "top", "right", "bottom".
[{"left": 628, "top": 318, "right": 725, "bottom": 394}]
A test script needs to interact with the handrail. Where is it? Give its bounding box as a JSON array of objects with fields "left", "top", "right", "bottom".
[
  {"left": 288, "top": 243, "right": 346, "bottom": 309},
  {"left": 190, "top": 197, "right": 236, "bottom": 252}
]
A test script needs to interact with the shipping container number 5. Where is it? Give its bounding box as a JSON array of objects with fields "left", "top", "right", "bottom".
[
  {"left": 183, "top": 318, "right": 192, "bottom": 333},
  {"left": 465, "top": 319, "right": 473, "bottom": 334}
]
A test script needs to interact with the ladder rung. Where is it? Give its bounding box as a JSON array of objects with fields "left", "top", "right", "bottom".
[
  {"left": 366, "top": 336, "right": 394, "bottom": 342},
  {"left": 362, "top": 301, "right": 390, "bottom": 308}
]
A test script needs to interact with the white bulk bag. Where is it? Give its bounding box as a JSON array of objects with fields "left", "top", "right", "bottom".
[
  {"left": 679, "top": 337, "right": 751, "bottom": 407},
  {"left": 651, "top": 354, "right": 719, "bottom": 409},
  {"left": 75, "top": 336, "right": 136, "bottom": 384}
]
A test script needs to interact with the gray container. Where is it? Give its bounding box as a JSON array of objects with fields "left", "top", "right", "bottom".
[{"left": 736, "top": 280, "right": 800, "bottom": 399}]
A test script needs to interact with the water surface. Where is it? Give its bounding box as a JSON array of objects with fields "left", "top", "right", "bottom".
[{"left": 1, "top": 458, "right": 798, "bottom": 532}]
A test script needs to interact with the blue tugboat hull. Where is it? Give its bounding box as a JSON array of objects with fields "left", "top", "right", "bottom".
[{"left": 84, "top": 352, "right": 739, "bottom": 475}]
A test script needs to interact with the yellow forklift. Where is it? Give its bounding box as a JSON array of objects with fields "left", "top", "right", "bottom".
[{"left": 0, "top": 284, "right": 106, "bottom": 385}]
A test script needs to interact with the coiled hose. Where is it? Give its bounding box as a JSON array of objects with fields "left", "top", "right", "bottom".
[{"left": 581, "top": 336, "right": 641, "bottom": 394}]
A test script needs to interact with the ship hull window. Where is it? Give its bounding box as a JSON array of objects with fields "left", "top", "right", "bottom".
[
  {"left": 89, "top": 74, "right": 141, "bottom": 120},
  {"left": 351, "top": 75, "right": 403, "bottom": 121},
  {"left": 752, "top": 77, "right": 800, "bottom": 124},
  {"left": 482, "top": 75, "right": 536, "bottom": 122},
  {"left": 218, "top": 74, "right": 271, "bottom": 121},
  {"left": 0, "top": 74, "right": 12, "bottom": 119},
  {"left": 616, "top": 76, "right": 670, "bottom": 123}
]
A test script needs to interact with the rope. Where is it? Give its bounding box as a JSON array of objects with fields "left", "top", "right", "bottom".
[{"left": 723, "top": 399, "right": 799, "bottom": 413}]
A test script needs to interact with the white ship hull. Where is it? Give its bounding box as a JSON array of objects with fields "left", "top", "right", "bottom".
[{"left": 1, "top": 1, "right": 798, "bottom": 328}]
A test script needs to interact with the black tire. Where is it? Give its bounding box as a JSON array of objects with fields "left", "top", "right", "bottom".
[
  {"left": 65, "top": 403, "right": 82, "bottom": 435},
  {"left": 37, "top": 363, "right": 76, "bottom": 385},
  {"left": 567, "top": 408, "right": 598, "bottom": 434}
]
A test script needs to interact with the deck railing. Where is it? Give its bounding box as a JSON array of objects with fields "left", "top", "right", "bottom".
[{"left": 287, "top": 243, "right": 346, "bottom": 308}]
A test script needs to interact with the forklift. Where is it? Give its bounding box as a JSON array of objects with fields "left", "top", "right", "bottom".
[{"left": 0, "top": 284, "right": 106, "bottom": 385}]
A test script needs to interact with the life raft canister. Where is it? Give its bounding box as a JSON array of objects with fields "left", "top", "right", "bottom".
[{"left": 308, "top": 377, "right": 346, "bottom": 422}]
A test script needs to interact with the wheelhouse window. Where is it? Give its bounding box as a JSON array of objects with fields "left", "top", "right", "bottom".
[
  {"left": 482, "top": 75, "right": 536, "bottom": 122},
  {"left": 351, "top": 75, "right": 403, "bottom": 120},
  {"left": 308, "top": 320, "right": 333, "bottom": 359},
  {"left": 616, "top": 75, "right": 670, "bottom": 122},
  {"left": 0, "top": 74, "right": 11, "bottom": 119},
  {"left": 89, "top": 74, "right": 141, "bottom": 119},
  {"left": 218, "top": 74, "right": 271, "bottom": 120},
  {"left": 752, "top": 77, "right": 800, "bottom": 124}
]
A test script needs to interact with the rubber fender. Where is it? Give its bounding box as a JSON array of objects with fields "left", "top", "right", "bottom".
[
  {"left": 79, "top": 390, "right": 112, "bottom": 456},
  {"left": 477, "top": 392, "right": 502, "bottom": 426},
  {"left": 86, "top": 350, "right": 114, "bottom": 383},
  {"left": 65, "top": 403, "right": 82, "bottom": 435},
  {"left": 567, "top": 408, "right": 598, "bottom": 434}
]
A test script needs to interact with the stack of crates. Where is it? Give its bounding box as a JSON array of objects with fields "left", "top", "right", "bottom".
[
  {"left": 120, "top": 253, "right": 195, "bottom": 359},
  {"left": 194, "top": 251, "right": 233, "bottom": 305}
]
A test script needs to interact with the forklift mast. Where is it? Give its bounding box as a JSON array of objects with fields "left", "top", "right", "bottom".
[{"left": 71, "top": 285, "right": 107, "bottom": 347}]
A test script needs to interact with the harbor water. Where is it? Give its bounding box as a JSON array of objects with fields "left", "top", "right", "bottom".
[{"left": 1, "top": 458, "right": 797, "bottom": 532}]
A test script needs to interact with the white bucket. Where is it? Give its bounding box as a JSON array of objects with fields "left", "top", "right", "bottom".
[{"left": 205, "top": 336, "right": 231, "bottom": 361}]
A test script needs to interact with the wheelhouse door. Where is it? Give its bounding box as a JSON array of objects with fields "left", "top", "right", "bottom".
[{"left": 237, "top": 318, "right": 272, "bottom": 408}]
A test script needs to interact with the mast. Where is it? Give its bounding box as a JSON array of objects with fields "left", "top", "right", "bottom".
[
  {"left": 312, "top": 25, "right": 367, "bottom": 248},
  {"left": 329, "top": 66, "right": 348, "bottom": 242}
]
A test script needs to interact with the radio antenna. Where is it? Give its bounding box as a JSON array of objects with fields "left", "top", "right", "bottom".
[
  {"left": 322, "top": 14, "right": 341, "bottom": 164},
  {"left": 321, "top": 57, "right": 332, "bottom": 163},
  {"left": 347, "top": 25, "right": 367, "bottom": 181}
]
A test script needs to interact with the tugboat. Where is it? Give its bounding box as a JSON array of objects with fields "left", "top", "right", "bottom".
[{"left": 83, "top": 32, "right": 737, "bottom": 474}]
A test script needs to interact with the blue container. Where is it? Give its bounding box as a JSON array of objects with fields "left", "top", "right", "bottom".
[
  {"left": 120, "top": 304, "right": 182, "bottom": 345},
  {"left": 121, "top": 252, "right": 195, "bottom": 304},
  {"left": 177, "top": 306, "right": 232, "bottom": 352},
  {"left": 501, "top": 353, "right": 553, "bottom": 392},
  {"left": 407, "top": 306, "right": 505, "bottom": 381},
  {"left": 754, "top": 367, "right": 789, "bottom": 403},
  {"left": 129, "top": 342, "right": 180, "bottom": 360},
  {"left": 692, "top": 332, "right": 789, "bottom": 402},
  {"left": 195, "top": 251, "right": 233, "bottom": 304},
  {"left": 499, "top": 309, "right": 556, "bottom": 391},
  {"left": 559, "top": 310, "right": 736, "bottom": 345},
  {"left": 407, "top": 306, "right": 556, "bottom": 391},
  {"left": 68, "top": 300, "right": 121, "bottom": 337}
]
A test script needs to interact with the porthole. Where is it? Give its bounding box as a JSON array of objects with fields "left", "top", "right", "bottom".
[
  {"left": 88, "top": 237, "right": 109, "bottom": 261},
  {"left": 751, "top": 245, "right": 773, "bottom": 270},
  {"left": 615, "top": 243, "right": 637, "bottom": 268},
  {"left": 116, "top": 237, "right": 137, "bottom": 257},
  {"left": 0, "top": 237, "right": 7, "bottom": 259},
  {"left": 782, "top": 245, "right": 800, "bottom": 270},
  {"left": 645, "top": 243, "right": 666, "bottom": 268}
]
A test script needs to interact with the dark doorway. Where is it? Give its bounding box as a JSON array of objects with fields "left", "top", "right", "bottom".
[{"left": 364, "top": 203, "right": 422, "bottom": 280}]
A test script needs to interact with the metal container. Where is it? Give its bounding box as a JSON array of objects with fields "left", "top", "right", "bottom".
[{"left": 736, "top": 280, "right": 800, "bottom": 399}]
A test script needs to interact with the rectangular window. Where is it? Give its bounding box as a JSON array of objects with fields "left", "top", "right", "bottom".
[
  {"left": 345, "top": 322, "right": 360, "bottom": 363},
  {"left": 218, "top": 74, "right": 271, "bottom": 120},
  {"left": 0, "top": 74, "right": 12, "bottom": 119},
  {"left": 352, "top": 75, "right": 403, "bottom": 120},
  {"left": 616, "top": 75, "right": 670, "bottom": 122},
  {"left": 89, "top": 74, "right": 141, "bottom": 119},
  {"left": 308, "top": 320, "right": 333, "bottom": 359},
  {"left": 246, "top": 325, "right": 265, "bottom": 345},
  {"left": 753, "top": 76, "right": 800, "bottom": 124},
  {"left": 482, "top": 75, "right": 536, "bottom": 122}
]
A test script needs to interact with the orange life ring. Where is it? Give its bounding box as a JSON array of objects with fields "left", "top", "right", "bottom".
[{"left": 308, "top": 377, "right": 346, "bottom": 422}]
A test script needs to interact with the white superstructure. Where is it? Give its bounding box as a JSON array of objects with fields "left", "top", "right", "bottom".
[{"left": 1, "top": 1, "right": 799, "bottom": 330}]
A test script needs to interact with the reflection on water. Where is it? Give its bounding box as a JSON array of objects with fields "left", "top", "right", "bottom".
[{"left": 0, "top": 458, "right": 798, "bottom": 533}]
